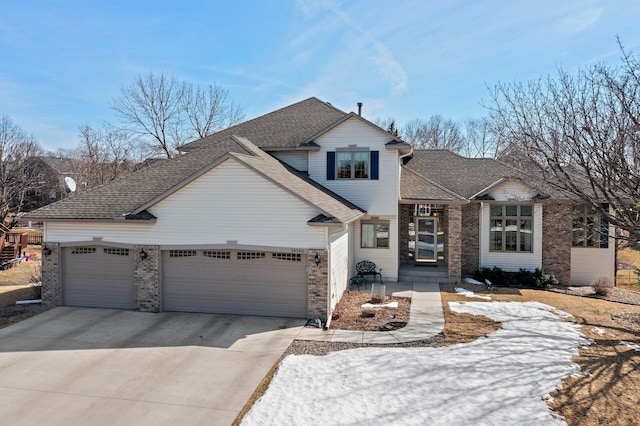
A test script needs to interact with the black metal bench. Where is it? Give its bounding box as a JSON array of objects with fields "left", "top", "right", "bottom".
[{"left": 356, "top": 260, "right": 383, "bottom": 284}]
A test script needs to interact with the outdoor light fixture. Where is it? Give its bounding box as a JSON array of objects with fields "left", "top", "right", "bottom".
[
  {"left": 139, "top": 248, "right": 148, "bottom": 260},
  {"left": 314, "top": 253, "right": 321, "bottom": 266},
  {"left": 43, "top": 246, "right": 52, "bottom": 257}
]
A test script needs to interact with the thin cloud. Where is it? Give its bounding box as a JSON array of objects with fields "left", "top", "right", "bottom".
[
  {"left": 561, "top": 6, "right": 603, "bottom": 34},
  {"left": 294, "top": 0, "right": 408, "bottom": 93}
]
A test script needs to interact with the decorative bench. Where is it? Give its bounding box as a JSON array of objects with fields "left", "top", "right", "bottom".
[{"left": 355, "top": 260, "right": 384, "bottom": 284}]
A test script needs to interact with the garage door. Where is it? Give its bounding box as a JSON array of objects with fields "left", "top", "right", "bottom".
[
  {"left": 62, "top": 246, "right": 135, "bottom": 309},
  {"left": 163, "top": 249, "right": 308, "bottom": 318}
]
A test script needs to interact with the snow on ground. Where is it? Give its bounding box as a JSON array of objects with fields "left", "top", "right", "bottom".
[
  {"left": 242, "top": 302, "right": 591, "bottom": 426},
  {"left": 455, "top": 287, "right": 491, "bottom": 300},
  {"left": 620, "top": 341, "right": 640, "bottom": 351},
  {"left": 463, "top": 277, "right": 484, "bottom": 285}
]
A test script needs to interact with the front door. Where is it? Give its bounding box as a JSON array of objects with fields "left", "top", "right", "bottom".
[{"left": 416, "top": 218, "right": 438, "bottom": 262}]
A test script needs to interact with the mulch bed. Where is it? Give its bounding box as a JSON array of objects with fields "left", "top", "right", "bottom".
[{"left": 329, "top": 291, "right": 411, "bottom": 331}]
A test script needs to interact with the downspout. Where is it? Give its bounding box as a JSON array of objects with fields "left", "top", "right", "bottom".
[
  {"left": 479, "top": 202, "right": 484, "bottom": 267},
  {"left": 397, "top": 148, "right": 414, "bottom": 198},
  {"left": 397, "top": 148, "right": 414, "bottom": 278}
]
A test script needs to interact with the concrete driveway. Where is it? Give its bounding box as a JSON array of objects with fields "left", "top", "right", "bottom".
[{"left": 0, "top": 307, "right": 305, "bottom": 425}]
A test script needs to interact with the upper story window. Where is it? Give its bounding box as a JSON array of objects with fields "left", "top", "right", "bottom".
[
  {"left": 490, "top": 204, "right": 533, "bottom": 252},
  {"left": 337, "top": 151, "right": 369, "bottom": 179},
  {"left": 326, "top": 149, "right": 379, "bottom": 181},
  {"left": 572, "top": 204, "right": 608, "bottom": 248}
]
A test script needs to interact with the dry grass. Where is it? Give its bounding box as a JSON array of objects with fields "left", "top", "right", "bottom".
[
  {"left": 237, "top": 284, "right": 640, "bottom": 425},
  {"left": 617, "top": 247, "right": 640, "bottom": 291},
  {"left": 440, "top": 283, "right": 640, "bottom": 426},
  {"left": 0, "top": 246, "right": 43, "bottom": 329}
]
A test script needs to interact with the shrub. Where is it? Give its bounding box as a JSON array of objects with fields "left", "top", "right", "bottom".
[
  {"left": 592, "top": 276, "right": 614, "bottom": 296},
  {"left": 472, "top": 267, "right": 558, "bottom": 289}
]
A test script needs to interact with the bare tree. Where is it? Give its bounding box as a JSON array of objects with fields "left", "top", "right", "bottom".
[
  {"left": 111, "top": 72, "right": 245, "bottom": 158},
  {"left": 402, "top": 115, "right": 465, "bottom": 152},
  {"left": 0, "top": 115, "right": 44, "bottom": 222},
  {"left": 462, "top": 118, "right": 503, "bottom": 158},
  {"left": 182, "top": 83, "right": 245, "bottom": 139},
  {"left": 487, "top": 39, "right": 640, "bottom": 243},
  {"left": 373, "top": 117, "right": 401, "bottom": 137},
  {"left": 74, "top": 124, "right": 136, "bottom": 187}
]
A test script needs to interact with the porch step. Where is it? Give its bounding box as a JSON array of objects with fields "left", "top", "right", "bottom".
[{"left": 398, "top": 264, "right": 458, "bottom": 283}]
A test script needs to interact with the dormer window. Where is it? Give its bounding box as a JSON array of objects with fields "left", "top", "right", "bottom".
[{"left": 326, "top": 149, "right": 379, "bottom": 181}]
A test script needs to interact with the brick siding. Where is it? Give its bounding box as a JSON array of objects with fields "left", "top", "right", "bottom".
[
  {"left": 542, "top": 203, "right": 572, "bottom": 285},
  {"left": 134, "top": 245, "right": 160, "bottom": 312},
  {"left": 40, "top": 242, "right": 61, "bottom": 308},
  {"left": 307, "top": 250, "right": 328, "bottom": 319},
  {"left": 461, "top": 203, "right": 480, "bottom": 277},
  {"left": 446, "top": 205, "right": 462, "bottom": 279}
]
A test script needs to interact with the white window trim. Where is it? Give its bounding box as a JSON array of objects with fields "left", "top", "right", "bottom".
[
  {"left": 336, "top": 147, "right": 370, "bottom": 180},
  {"left": 489, "top": 204, "right": 534, "bottom": 253},
  {"left": 361, "top": 219, "right": 390, "bottom": 249}
]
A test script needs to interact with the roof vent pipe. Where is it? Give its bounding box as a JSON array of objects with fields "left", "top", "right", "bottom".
[{"left": 357, "top": 102, "right": 363, "bottom": 116}]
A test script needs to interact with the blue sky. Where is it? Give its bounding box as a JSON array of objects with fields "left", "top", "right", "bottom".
[{"left": 2, "top": 0, "right": 639, "bottom": 152}]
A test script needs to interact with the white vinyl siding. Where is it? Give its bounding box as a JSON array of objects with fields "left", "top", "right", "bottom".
[
  {"left": 45, "top": 159, "right": 326, "bottom": 248},
  {"left": 354, "top": 217, "right": 398, "bottom": 281},
  {"left": 487, "top": 181, "right": 538, "bottom": 201},
  {"left": 479, "top": 203, "right": 542, "bottom": 271},
  {"left": 328, "top": 226, "right": 349, "bottom": 312},
  {"left": 269, "top": 151, "right": 308, "bottom": 172},
  {"left": 308, "top": 117, "right": 398, "bottom": 216},
  {"left": 570, "top": 222, "right": 615, "bottom": 286}
]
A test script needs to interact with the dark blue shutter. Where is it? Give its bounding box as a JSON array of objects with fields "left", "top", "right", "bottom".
[
  {"left": 327, "top": 152, "right": 336, "bottom": 180},
  {"left": 370, "top": 151, "right": 379, "bottom": 180},
  {"left": 600, "top": 203, "right": 609, "bottom": 248}
]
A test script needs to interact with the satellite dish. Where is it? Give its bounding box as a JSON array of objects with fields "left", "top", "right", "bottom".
[{"left": 64, "top": 176, "right": 77, "bottom": 192}]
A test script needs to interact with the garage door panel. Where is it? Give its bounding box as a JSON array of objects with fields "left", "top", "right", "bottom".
[
  {"left": 63, "top": 247, "right": 135, "bottom": 309},
  {"left": 163, "top": 250, "right": 307, "bottom": 317}
]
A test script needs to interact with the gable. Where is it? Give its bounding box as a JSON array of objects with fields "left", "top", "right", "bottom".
[
  {"left": 485, "top": 180, "right": 538, "bottom": 201},
  {"left": 148, "top": 159, "right": 326, "bottom": 247}
]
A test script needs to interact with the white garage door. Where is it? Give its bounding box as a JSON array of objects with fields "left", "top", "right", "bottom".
[
  {"left": 162, "top": 249, "right": 308, "bottom": 318},
  {"left": 62, "top": 246, "right": 135, "bottom": 309}
]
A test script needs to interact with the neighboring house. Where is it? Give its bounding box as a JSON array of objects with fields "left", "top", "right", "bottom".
[
  {"left": 20, "top": 156, "right": 81, "bottom": 210},
  {"left": 24, "top": 97, "right": 615, "bottom": 322}
]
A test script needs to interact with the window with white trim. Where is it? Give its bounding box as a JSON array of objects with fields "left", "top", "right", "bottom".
[
  {"left": 572, "top": 204, "right": 608, "bottom": 248},
  {"left": 337, "top": 150, "right": 369, "bottom": 179},
  {"left": 490, "top": 205, "right": 533, "bottom": 252},
  {"left": 361, "top": 220, "right": 390, "bottom": 248}
]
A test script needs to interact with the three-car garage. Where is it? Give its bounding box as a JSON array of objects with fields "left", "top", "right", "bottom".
[{"left": 60, "top": 245, "right": 309, "bottom": 318}]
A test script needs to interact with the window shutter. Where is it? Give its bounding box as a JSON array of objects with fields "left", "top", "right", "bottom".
[
  {"left": 600, "top": 203, "right": 609, "bottom": 249},
  {"left": 370, "top": 151, "right": 379, "bottom": 180},
  {"left": 326, "top": 152, "right": 336, "bottom": 180}
]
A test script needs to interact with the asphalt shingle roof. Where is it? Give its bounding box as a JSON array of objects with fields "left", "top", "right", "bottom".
[
  {"left": 403, "top": 150, "right": 518, "bottom": 199},
  {"left": 24, "top": 138, "right": 251, "bottom": 221},
  {"left": 24, "top": 136, "right": 364, "bottom": 224},
  {"left": 180, "top": 97, "right": 348, "bottom": 151},
  {"left": 402, "top": 149, "right": 571, "bottom": 201}
]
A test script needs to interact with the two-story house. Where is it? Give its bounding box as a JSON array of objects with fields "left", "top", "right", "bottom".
[{"left": 25, "top": 97, "right": 615, "bottom": 322}]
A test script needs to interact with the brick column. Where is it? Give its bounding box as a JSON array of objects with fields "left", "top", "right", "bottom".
[
  {"left": 461, "top": 203, "right": 480, "bottom": 276},
  {"left": 134, "top": 245, "right": 160, "bottom": 312},
  {"left": 542, "top": 203, "right": 572, "bottom": 285},
  {"left": 399, "top": 204, "right": 413, "bottom": 264},
  {"left": 41, "top": 242, "right": 61, "bottom": 308},
  {"left": 306, "top": 250, "right": 328, "bottom": 320},
  {"left": 447, "top": 205, "right": 462, "bottom": 279}
]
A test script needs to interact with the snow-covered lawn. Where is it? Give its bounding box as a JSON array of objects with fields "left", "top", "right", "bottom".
[{"left": 242, "top": 301, "right": 591, "bottom": 425}]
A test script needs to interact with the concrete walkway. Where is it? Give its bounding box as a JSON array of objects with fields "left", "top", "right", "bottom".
[{"left": 296, "top": 281, "right": 445, "bottom": 344}]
